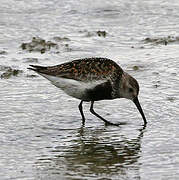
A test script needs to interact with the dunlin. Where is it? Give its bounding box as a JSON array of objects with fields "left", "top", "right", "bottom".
[{"left": 28, "top": 57, "right": 147, "bottom": 125}]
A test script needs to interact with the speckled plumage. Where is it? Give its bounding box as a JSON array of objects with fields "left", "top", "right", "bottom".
[
  {"left": 28, "top": 57, "right": 147, "bottom": 125},
  {"left": 29, "top": 58, "right": 124, "bottom": 100},
  {"left": 30, "top": 57, "right": 123, "bottom": 81}
]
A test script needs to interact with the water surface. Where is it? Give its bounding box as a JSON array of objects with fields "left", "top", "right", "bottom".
[{"left": 0, "top": 0, "right": 179, "bottom": 179}]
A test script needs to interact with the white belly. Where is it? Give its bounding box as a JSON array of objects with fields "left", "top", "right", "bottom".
[{"left": 40, "top": 73, "right": 105, "bottom": 100}]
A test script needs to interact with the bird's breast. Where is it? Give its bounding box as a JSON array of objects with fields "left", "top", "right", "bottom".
[{"left": 85, "top": 80, "right": 113, "bottom": 101}]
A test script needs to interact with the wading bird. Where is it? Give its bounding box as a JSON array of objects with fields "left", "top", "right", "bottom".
[{"left": 28, "top": 57, "right": 147, "bottom": 126}]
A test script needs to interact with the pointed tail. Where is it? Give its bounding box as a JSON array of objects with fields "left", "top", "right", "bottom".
[{"left": 28, "top": 65, "right": 48, "bottom": 73}]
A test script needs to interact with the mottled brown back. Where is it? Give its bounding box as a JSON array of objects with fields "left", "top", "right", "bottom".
[{"left": 30, "top": 57, "right": 123, "bottom": 82}]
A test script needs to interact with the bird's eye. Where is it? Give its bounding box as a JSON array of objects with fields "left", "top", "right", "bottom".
[{"left": 129, "top": 88, "right": 133, "bottom": 93}]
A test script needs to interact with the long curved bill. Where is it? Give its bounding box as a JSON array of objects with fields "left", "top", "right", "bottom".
[{"left": 133, "top": 97, "right": 147, "bottom": 125}]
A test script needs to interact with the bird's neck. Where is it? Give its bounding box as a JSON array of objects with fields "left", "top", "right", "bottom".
[{"left": 118, "top": 72, "right": 129, "bottom": 98}]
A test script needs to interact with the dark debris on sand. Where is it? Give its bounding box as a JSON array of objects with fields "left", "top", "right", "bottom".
[
  {"left": 96, "top": 31, "right": 107, "bottom": 37},
  {"left": 0, "top": 50, "right": 8, "bottom": 55},
  {"left": 80, "top": 30, "right": 107, "bottom": 38},
  {"left": 53, "top": 36, "right": 71, "bottom": 42},
  {"left": 0, "top": 65, "right": 23, "bottom": 79},
  {"left": 20, "top": 37, "right": 59, "bottom": 53},
  {"left": 142, "top": 36, "right": 179, "bottom": 45}
]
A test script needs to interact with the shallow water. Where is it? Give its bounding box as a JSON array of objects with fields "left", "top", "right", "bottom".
[{"left": 0, "top": 0, "right": 179, "bottom": 179}]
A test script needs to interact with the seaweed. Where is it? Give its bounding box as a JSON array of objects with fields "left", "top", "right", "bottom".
[
  {"left": 0, "top": 66, "right": 23, "bottom": 79},
  {"left": 20, "top": 37, "right": 58, "bottom": 53}
]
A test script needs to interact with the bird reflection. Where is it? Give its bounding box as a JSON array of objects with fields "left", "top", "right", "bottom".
[
  {"left": 64, "top": 126, "right": 146, "bottom": 176},
  {"left": 36, "top": 125, "right": 146, "bottom": 179}
]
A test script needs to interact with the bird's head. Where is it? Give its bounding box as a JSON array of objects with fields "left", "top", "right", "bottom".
[
  {"left": 119, "top": 72, "right": 147, "bottom": 125},
  {"left": 119, "top": 72, "right": 139, "bottom": 100}
]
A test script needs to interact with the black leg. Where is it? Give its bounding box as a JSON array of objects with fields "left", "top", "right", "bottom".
[
  {"left": 89, "top": 101, "right": 119, "bottom": 126},
  {"left": 78, "top": 100, "right": 85, "bottom": 125}
]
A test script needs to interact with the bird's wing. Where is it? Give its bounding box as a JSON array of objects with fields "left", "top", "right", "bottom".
[{"left": 28, "top": 57, "right": 123, "bottom": 82}]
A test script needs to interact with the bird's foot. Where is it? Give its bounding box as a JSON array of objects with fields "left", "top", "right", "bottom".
[
  {"left": 104, "top": 120, "right": 127, "bottom": 126},
  {"left": 104, "top": 120, "right": 120, "bottom": 126}
]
